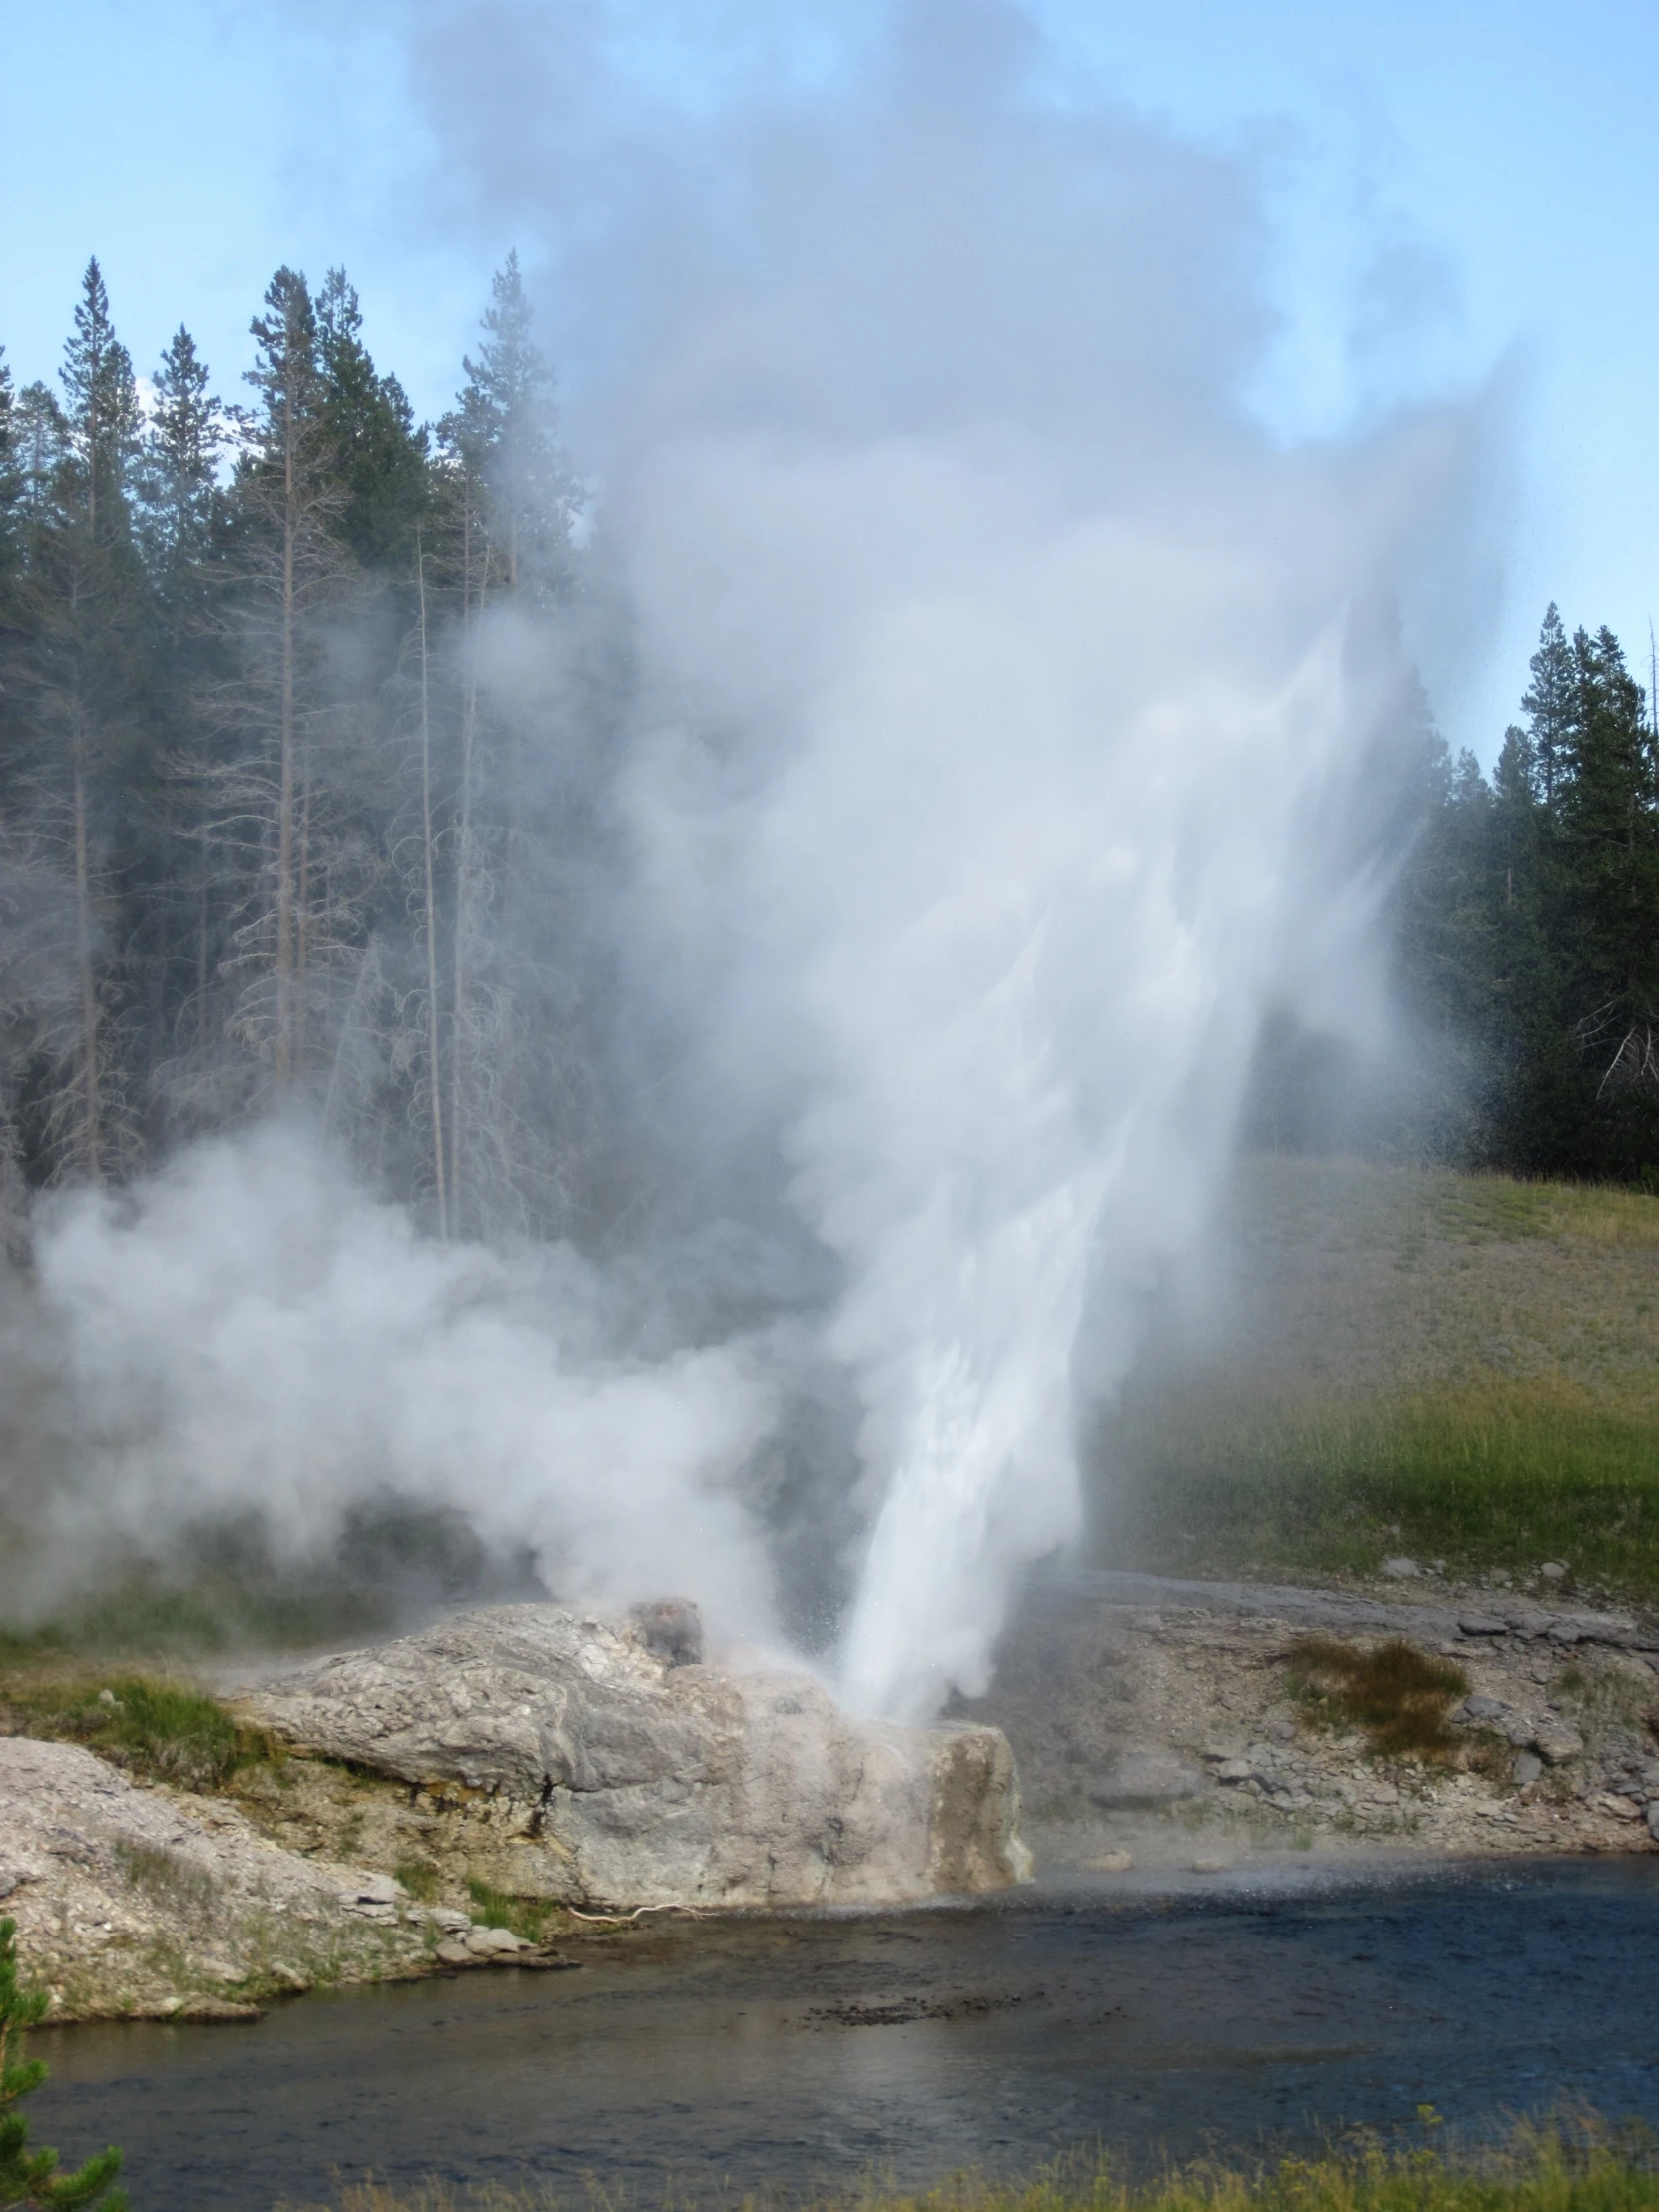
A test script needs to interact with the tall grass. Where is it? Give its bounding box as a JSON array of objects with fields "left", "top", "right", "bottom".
[
  {"left": 0, "top": 1670, "right": 272, "bottom": 1790},
  {"left": 282, "top": 2125, "right": 1659, "bottom": 2212},
  {"left": 1096, "top": 1377, "right": 1659, "bottom": 1592}
]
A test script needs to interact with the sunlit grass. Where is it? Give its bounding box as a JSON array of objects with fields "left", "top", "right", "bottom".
[
  {"left": 463, "top": 1879, "right": 568, "bottom": 1944},
  {"left": 1091, "top": 1160, "right": 1659, "bottom": 1597},
  {"left": 0, "top": 1575, "right": 398, "bottom": 1670},
  {"left": 280, "top": 2122, "right": 1659, "bottom": 2212},
  {"left": 1097, "top": 1377, "right": 1659, "bottom": 1593},
  {"left": 0, "top": 1668, "right": 273, "bottom": 1790}
]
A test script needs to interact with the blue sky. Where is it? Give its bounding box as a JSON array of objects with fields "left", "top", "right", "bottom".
[{"left": 4, "top": 0, "right": 1657, "bottom": 757}]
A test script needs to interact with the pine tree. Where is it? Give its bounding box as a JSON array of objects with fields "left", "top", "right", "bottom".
[
  {"left": 455, "top": 251, "right": 573, "bottom": 601},
  {"left": 315, "top": 269, "right": 430, "bottom": 575},
  {"left": 220, "top": 266, "right": 367, "bottom": 1095},
  {"left": 1558, "top": 625, "right": 1659, "bottom": 1109},
  {"left": 8, "top": 387, "right": 68, "bottom": 540},
  {"left": 414, "top": 262, "right": 581, "bottom": 1239},
  {"left": 57, "top": 261, "right": 140, "bottom": 558},
  {"left": 1521, "top": 601, "right": 1575, "bottom": 810},
  {"left": 0, "top": 351, "right": 20, "bottom": 592},
  {"left": 1477, "top": 722, "right": 1579, "bottom": 1168},
  {"left": 0, "top": 352, "right": 23, "bottom": 761},
  {"left": 0, "top": 1916, "right": 126, "bottom": 2209},
  {"left": 4, "top": 265, "right": 151, "bottom": 1183},
  {"left": 138, "top": 327, "right": 222, "bottom": 594},
  {"left": 132, "top": 328, "right": 228, "bottom": 1105}
]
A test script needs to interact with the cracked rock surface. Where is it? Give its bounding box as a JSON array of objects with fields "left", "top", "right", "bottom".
[
  {"left": 235, "top": 1603, "right": 1031, "bottom": 1908},
  {"left": 957, "top": 1570, "right": 1659, "bottom": 1870}
]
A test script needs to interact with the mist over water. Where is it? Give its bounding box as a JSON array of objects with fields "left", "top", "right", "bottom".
[{"left": 0, "top": 6, "right": 1486, "bottom": 1719}]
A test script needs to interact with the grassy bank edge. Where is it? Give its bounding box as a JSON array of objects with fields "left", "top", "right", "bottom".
[{"left": 279, "top": 2125, "right": 1659, "bottom": 2212}]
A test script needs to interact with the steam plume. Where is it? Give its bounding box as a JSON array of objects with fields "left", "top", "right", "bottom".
[
  {"left": 591, "top": 35, "right": 1477, "bottom": 1717},
  {"left": 1, "top": 4, "right": 1485, "bottom": 1720}
]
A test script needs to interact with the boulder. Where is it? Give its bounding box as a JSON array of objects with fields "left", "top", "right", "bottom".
[{"left": 236, "top": 1602, "right": 1031, "bottom": 1910}]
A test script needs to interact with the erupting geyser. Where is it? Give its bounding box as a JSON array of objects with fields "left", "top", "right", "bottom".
[
  {"left": 610, "top": 84, "right": 1475, "bottom": 1721},
  {"left": 0, "top": 7, "right": 1481, "bottom": 1734}
]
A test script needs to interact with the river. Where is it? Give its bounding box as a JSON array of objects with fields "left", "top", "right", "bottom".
[{"left": 30, "top": 1858, "right": 1659, "bottom": 2211}]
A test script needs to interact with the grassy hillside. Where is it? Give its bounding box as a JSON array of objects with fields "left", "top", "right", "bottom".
[{"left": 1089, "top": 1160, "right": 1659, "bottom": 1601}]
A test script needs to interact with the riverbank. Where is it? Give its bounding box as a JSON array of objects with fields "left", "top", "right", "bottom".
[
  {"left": 287, "top": 2130, "right": 1659, "bottom": 2212},
  {"left": 4, "top": 1560, "right": 1658, "bottom": 2023},
  {"left": 963, "top": 1565, "right": 1659, "bottom": 1872}
]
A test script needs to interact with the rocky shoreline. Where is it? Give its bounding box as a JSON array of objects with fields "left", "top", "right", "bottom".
[
  {"left": 0, "top": 1734, "right": 449, "bottom": 2021},
  {"left": 0, "top": 1598, "right": 1028, "bottom": 2022},
  {"left": 962, "top": 1566, "right": 1659, "bottom": 1870},
  {"left": 5, "top": 1571, "right": 1658, "bottom": 2024}
]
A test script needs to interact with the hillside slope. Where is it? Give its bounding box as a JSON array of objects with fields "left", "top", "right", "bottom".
[{"left": 1090, "top": 1160, "right": 1659, "bottom": 1600}]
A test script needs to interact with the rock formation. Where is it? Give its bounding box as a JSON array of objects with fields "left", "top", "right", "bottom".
[
  {"left": 236, "top": 1601, "right": 1032, "bottom": 1908},
  {"left": 0, "top": 1735, "right": 444, "bottom": 2018}
]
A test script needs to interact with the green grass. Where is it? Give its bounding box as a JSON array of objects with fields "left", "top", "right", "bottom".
[
  {"left": 394, "top": 1858, "right": 442, "bottom": 1904},
  {"left": 1090, "top": 1160, "right": 1659, "bottom": 1599},
  {"left": 1096, "top": 1377, "right": 1659, "bottom": 1593},
  {"left": 0, "top": 1670, "right": 273, "bottom": 1791},
  {"left": 0, "top": 1572, "right": 397, "bottom": 1664},
  {"left": 462, "top": 1880, "right": 567, "bottom": 1945},
  {"left": 281, "top": 2124, "right": 1659, "bottom": 2212},
  {"left": 112, "top": 1838, "right": 223, "bottom": 1917}
]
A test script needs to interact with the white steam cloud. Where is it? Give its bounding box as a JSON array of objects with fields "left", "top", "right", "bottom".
[
  {"left": 1, "top": 4, "right": 1488, "bottom": 1717},
  {"left": 598, "top": 38, "right": 1479, "bottom": 1718},
  {"left": 9, "top": 1127, "right": 779, "bottom": 1642}
]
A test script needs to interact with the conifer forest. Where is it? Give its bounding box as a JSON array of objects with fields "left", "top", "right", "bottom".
[{"left": 2, "top": 255, "right": 1658, "bottom": 1243}]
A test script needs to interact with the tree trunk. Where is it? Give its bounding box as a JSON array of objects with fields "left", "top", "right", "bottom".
[
  {"left": 71, "top": 742, "right": 102, "bottom": 1181},
  {"left": 449, "top": 619, "right": 479, "bottom": 1240},
  {"left": 296, "top": 770, "right": 311, "bottom": 1081},
  {"left": 417, "top": 540, "right": 448, "bottom": 1239},
  {"left": 274, "top": 372, "right": 298, "bottom": 1089}
]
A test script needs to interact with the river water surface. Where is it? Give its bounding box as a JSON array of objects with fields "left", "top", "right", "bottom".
[{"left": 30, "top": 1860, "right": 1659, "bottom": 2211}]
